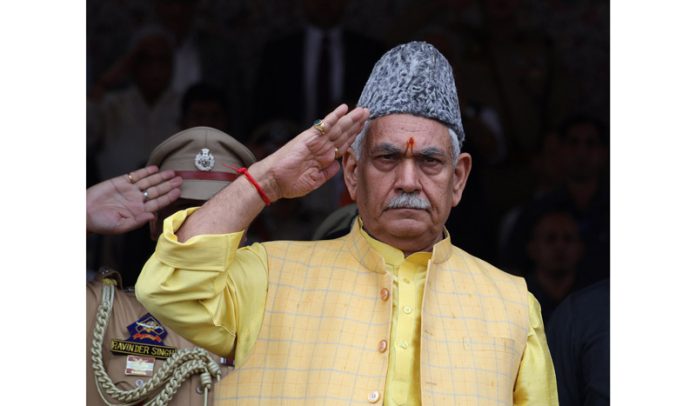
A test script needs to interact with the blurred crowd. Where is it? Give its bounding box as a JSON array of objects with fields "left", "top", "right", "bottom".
[{"left": 87, "top": 2, "right": 609, "bottom": 403}]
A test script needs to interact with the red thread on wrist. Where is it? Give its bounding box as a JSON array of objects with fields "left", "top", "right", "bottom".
[{"left": 223, "top": 164, "right": 271, "bottom": 206}]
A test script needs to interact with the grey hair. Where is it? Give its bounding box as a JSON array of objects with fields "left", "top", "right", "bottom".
[{"left": 350, "top": 119, "right": 461, "bottom": 165}]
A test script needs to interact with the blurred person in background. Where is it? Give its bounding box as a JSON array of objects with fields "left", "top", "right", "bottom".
[
  {"left": 500, "top": 114, "right": 608, "bottom": 287},
  {"left": 252, "top": 0, "right": 385, "bottom": 128},
  {"left": 88, "top": 25, "right": 180, "bottom": 182},
  {"left": 154, "top": 0, "right": 247, "bottom": 135},
  {"left": 251, "top": 0, "right": 386, "bottom": 229},
  {"left": 525, "top": 209, "right": 584, "bottom": 324}
]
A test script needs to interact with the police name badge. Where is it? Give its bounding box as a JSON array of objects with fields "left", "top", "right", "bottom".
[
  {"left": 111, "top": 313, "right": 177, "bottom": 360},
  {"left": 125, "top": 355, "right": 155, "bottom": 377}
]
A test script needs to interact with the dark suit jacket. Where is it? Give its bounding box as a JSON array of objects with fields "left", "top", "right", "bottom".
[{"left": 547, "top": 280, "right": 610, "bottom": 406}]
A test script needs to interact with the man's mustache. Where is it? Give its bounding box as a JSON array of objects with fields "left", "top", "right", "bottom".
[{"left": 386, "top": 192, "right": 431, "bottom": 210}]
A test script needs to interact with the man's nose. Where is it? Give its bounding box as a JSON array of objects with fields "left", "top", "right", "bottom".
[{"left": 394, "top": 159, "right": 421, "bottom": 193}]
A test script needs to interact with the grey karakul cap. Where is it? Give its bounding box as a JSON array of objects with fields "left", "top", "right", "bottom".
[
  {"left": 147, "top": 126, "right": 256, "bottom": 201},
  {"left": 357, "top": 41, "right": 465, "bottom": 144}
]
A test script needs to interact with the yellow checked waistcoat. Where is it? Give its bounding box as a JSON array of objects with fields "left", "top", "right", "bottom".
[{"left": 216, "top": 225, "right": 529, "bottom": 405}]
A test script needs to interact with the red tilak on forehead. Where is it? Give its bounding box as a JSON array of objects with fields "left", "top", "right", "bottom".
[{"left": 406, "top": 137, "right": 415, "bottom": 157}]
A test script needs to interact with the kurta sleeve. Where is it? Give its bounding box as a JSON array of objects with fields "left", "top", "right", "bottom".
[
  {"left": 135, "top": 208, "right": 268, "bottom": 364},
  {"left": 513, "top": 293, "right": 559, "bottom": 406}
]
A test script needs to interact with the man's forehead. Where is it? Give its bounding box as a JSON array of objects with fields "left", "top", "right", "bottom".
[{"left": 366, "top": 114, "right": 450, "bottom": 148}]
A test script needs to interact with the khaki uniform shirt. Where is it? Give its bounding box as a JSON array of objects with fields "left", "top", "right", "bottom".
[{"left": 87, "top": 280, "right": 234, "bottom": 406}]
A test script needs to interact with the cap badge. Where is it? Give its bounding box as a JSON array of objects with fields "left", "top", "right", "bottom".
[{"left": 194, "top": 148, "right": 215, "bottom": 171}]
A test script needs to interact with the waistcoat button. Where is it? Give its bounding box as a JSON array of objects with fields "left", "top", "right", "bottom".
[
  {"left": 378, "top": 339, "right": 388, "bottom": 353},
  {"left": 380, "top": 288, "right": 390, "bottom": 301},
  {"left": 368, "top": 390, "right": 381, "bottom": 403}
]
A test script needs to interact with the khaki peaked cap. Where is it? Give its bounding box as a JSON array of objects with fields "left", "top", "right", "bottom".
[{"left": 147, "top": 126, "right": 256, "bottom": 201}]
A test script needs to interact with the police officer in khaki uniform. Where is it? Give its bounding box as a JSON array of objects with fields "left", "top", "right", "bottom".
[{"left": 87, "top": 126, "right": 256, "bottom": 406}]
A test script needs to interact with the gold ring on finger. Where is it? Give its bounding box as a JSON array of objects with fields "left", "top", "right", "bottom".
[{"left": 313, "top": 119, "right": 327, "bottom": 135}]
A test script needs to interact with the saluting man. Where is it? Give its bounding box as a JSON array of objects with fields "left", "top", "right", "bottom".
[
  {"left": 87, "top": 126, "right": 256, "bottom": 406},
  {"left": 136, "top": 42, "right": 558, "bottom": 405}
]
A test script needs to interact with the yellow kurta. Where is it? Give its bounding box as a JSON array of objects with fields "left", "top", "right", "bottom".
[{"left": 136, "top": 208, "right": 557, "bottom": 405}]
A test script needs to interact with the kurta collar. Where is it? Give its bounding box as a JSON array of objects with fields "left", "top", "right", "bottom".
[{"left": 345, "top": 217, "right": 453, "bottom": 273}]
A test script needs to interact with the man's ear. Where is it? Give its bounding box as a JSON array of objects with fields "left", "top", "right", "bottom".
[
  {"left": 342, "top": 148, "right": 359, "bottom": 201},
  {"left": 451, "top": 152, "right": 472, "bottom": 207}
]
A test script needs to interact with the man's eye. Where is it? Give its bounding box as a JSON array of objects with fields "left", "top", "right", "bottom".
[
  {"left": 377, "top": 154, "right": 399, "bottom": 161},
  {"left": 420, "top": 156, "right": 441, "bottom": 165}
]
